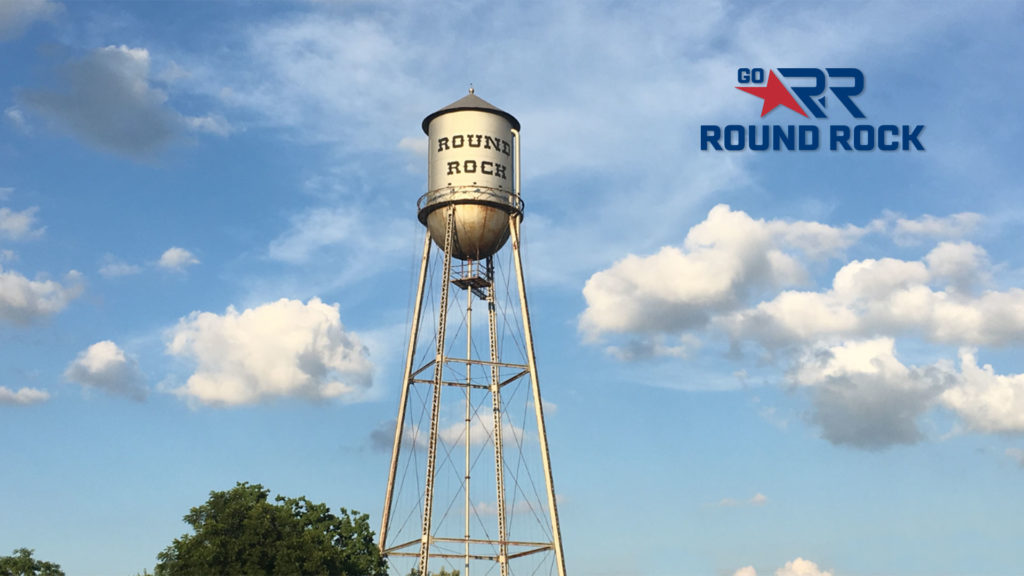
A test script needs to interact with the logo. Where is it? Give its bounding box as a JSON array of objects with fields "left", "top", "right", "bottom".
[{"left": 701, "top": 67, "right": 924, "bottom": 151}]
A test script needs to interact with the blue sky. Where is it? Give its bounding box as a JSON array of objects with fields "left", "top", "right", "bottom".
[{"left": 2, "top": 1, "right": 1023, "bottom": 575}]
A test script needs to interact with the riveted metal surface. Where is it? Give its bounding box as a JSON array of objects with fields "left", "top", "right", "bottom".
[
  {"left": 424, "top": 202, "right": 511, "bottom": 260},
  {"left": 421, "top": 99, "right": 519, "bottom": 260}
]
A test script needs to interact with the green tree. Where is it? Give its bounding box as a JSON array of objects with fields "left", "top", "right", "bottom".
[
  {"left": 0, "top": 548, "right": 64, "bottom": 576},
  {"left": 155, "top": 482, "right": 386, "bottom": 576}
]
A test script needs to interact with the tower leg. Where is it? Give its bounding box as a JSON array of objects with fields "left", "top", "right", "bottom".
[
  {"left": 487, "top": 256, "right": 510, "bottom": 576},
  {"left": 419, "top": 205, "right": 457, "bottom": 576},
  {"left": 380, "top": 230, "right": 433, "bottom": 554},
  {"left": 510, "top": 213, "right": 567, "bottom": 576},
  {"left": 464, "top": 262, "right": 473, "bottom": 576}
]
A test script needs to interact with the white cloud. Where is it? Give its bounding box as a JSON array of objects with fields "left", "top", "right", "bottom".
[
  {"left": 103, "top": 249, "right": 205, "bottom": 276},
  {"left": 793, "top": 338, "right": 911, "bottom": 387},
  {"left": 583, "top": 207, "right": 1007, "bottom": 352},
  {"left": 21, "top": 44, "right": 226, "bottom": 156},
  {"left": 832, "top": 257, "right": 930, "bottom": 301},
  {"left": 397, "top": 136, "right": 427, "bottom": 157},
  {"left": 792, "top": 338, "right": 954, "bottom": 449},
  {"left": 99, "top": 257, "right": 143, "bottom": 278},
  {"left": 158, "top": 247, "right": 199, "bottom": 270},
  {"left": 925, "top": 241, "right": 989, "bottom": 292},
  {"left": 580, "top": 205, "right": 862, "bottom": 339},
  {"left": 439, "top": 414, "right": 526, "bottom": 448},
  {"left": 372, "top": 415, "right": 525, "bottom": 452},
  {"left": 722, "top": 290, "right": 859, "bottom": 347},
  {"left": 715, "top": 493, "right": 768, "bottom": 507},
  {"left": 268, "top": 206, "right": 408, "bottom": 264},
  {"left": 732, "top": 558, "right": 833, "bottom": 576},
  {"left": 4, "top": 106, "right": 31, "bottom": 133},
  {"left": 775, "top": 558, "right": 833, "bottom": 576},
  {"left": 789, "top": 339, "right": 1024, "bottom": 448},
  {"left": 22, "top": 45, "right": 183, "bottom": 156},
  {"left": 0, "top": 386, "right": 50, "bottom": 405},
  {"left": 886, "top": 212, "right": 982, "bottom": 245},
  {"left": 263, "top": 204, "right": 413, "bottom": 296},
  {"left": 64, "top": 340, "right": 146, "bottom": 400},
  {"left": 941, "top": 349, "right": 1024, "bottom": 433},
  {"left": 790, "top": 338, "right": 1024, "bottom": 447},
  {"left": 268, "top": 207, "right": 364, "bottom": 263},
  {"left": 718, "top": 241, "right": 1024, "bottom": 350},
  {"left": 183, "top": 114, "right": 233, "bottom": 136},
  {"left": 0, "top": 266, "right": 82, "bottom": 324},
  {"left": 192, "top": 15, "right": 428, "bottom": 151},
  {"left": 582, "top": 205, "right": 1024, "bottom": 448},
  {"left": 0, "top": 0, "right": 60, "bottom": 41},
  {"left": 0, "top": 206, "right": 45, "bottom": 240},
  {"left": 166, "top": 298, "right": 373, "bottom": 406},
  {"left": 604, "top": 334, "right": 698, "bottom": 361}
]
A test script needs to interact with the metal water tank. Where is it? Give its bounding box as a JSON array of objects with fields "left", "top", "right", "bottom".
[{"left": 419, "top": 89, "right": 521, "bottom": 260}]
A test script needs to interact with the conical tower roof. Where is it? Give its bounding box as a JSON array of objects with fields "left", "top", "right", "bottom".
[{"left": 421, "top": 88, "right": 521, "bottom": 133}]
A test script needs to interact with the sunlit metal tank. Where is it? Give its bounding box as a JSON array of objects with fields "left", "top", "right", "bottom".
[{"left": 419, "top": 89, "right": 521, "bottom": 260}]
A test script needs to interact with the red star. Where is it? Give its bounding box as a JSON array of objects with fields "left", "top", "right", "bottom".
[{"left": 736, "top": 70, "right": 808, "bottom": 118}]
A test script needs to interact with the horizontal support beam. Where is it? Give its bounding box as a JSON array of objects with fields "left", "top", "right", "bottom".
[
  {"left": 385, "top": 536, "right": 553, "bottom": 556},
  {"left": 412, "top": 378, "right": 492, "bottom": 390},
  {"left": 408, "top": 369, "right": 530, "bottom": 391},
  {"left": 388, "top": 552, "right": 499, "bottom": 561},
  {"left": 442, "top": 357, "right": 529, "bottom": 370},
  {"left": 430, "top": 537, "right": 554, "bottom": 548},
  {"left": 408, "top": 358, "right": 528, "bottom": 386}
]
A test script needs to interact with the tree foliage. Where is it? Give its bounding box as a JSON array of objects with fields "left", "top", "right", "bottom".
[
  {"left": 0, "top": 548, "right": 64, "bottom": 576},
  {"left": 155, "top": 482, "right": 386, "bottom": 576}
]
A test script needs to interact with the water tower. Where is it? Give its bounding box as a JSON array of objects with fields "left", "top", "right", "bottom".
[{"left": 379, "top": 90, "right": 567, "bottom": 576}]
